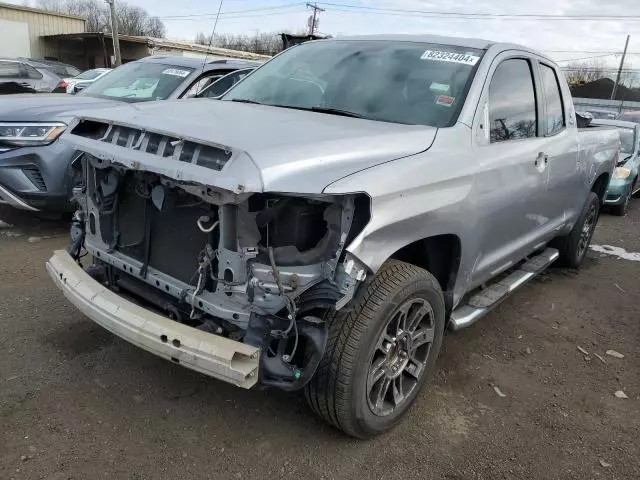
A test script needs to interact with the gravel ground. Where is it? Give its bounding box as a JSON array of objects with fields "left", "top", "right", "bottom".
[{"left": 1, "top": 204, "right": 639, "bottom": 480}]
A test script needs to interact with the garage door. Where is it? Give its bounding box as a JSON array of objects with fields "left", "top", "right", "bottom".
[{"left": 0, "top": 19, "right": 30, "bottom": 58}]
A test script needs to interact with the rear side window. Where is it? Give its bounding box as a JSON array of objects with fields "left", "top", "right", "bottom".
[
  {"left": 540, "top": 64, "right": 565, "bottom": 135},
  {"left": 488, "top": 59, "right": 537, "bottom": 142},
  {"left": 0, "top": 61, "right": 23, "bottom": 78}
]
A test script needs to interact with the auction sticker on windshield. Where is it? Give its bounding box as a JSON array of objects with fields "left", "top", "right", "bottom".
[
  {"left": 420, "top": 50, "right": 480, "bottom": 65},
  {"left": 162, "top": 68, "right": 191, "bottom": 78}
]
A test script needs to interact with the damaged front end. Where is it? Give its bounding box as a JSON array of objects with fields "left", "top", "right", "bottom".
[{"left": 63, "top": 120, "right": 370, "bottom": 391}]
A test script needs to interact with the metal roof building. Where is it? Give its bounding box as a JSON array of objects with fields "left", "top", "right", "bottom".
[
  {"left": 43, "top": 32, "right": 270, "bottom": 69},
  {"left": 0, "top": 2, "right": 85, "bottom": 59}
]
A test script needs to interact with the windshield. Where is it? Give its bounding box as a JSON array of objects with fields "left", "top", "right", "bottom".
[
  {"left": 222, "top": 40, "right": 483, "bottom": 127},
  {"left": 75, "top": 69, "right": 108, "bottom": 80},
  {"left": 79, "top": 62, "right": 194, "bottom": 102},
  {"left": 618, "top": 127, "right": 637, "bottom": 154}
]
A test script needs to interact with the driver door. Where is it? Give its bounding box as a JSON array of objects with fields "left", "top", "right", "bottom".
[{"left": 470, "top": 55, "right": 551, "bottom": 285}]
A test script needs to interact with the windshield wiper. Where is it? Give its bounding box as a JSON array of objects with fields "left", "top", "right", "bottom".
[
  {"left": 230, "top": 98, "right": 264, "bottom": 105},
  {"left": 275, "top": 105, "right": 369, "bottom": 119},
  {"left": 228, "top": 101, "right": 370, "bottom": 120}
]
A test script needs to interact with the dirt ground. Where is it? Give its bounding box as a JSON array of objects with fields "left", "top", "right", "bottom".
[{"left": 1, "top": 204, "right": 639, "bottom": 480}]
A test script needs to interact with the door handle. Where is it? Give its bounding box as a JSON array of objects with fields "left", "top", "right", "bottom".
[{"left": 535, "top": 152, "right": 549, "bottom": 167}]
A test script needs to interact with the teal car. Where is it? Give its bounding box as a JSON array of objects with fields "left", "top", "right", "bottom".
[{"left": 593, "top": 119, "right": 640, "bottom": 216}]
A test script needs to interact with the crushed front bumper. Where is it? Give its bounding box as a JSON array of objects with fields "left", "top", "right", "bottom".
[
  {"left": 604, "top": 180, "right": 632, "bottom": 206},
  {"left": 46, "top": 250, "right": 260, "bottom": 388}
]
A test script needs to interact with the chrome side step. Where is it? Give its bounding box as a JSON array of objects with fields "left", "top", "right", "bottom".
[{"left": 449, "top": 247, "right": 559, "bottom": 331}]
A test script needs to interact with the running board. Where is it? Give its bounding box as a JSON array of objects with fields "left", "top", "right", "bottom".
[{"left": 449, "top": 248, "right": 559, "bottom": 331}]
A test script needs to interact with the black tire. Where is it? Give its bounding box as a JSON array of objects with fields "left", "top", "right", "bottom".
[
  {"left": 304, "top": 259, "right": 445, "bottom": 438},
  {"left": 610, "top": 188, "right": 631, "bottom": 216},
  {"left": 552, "top": 192, "right": 600, "bottom": 268}
]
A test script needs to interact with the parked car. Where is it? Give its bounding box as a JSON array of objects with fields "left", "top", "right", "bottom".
[
  {"left": 0, "top": 58, "right": 79, "bottom": 93},
  {"left": 618, "top": 110, "right": 640, "bottom": 124},
  {"left": 52, "top": 68, "right": 112, "bottom": 94},
  {"left": 0, "top": 56, "right": 262, "bottom": 212},
  {"left": 581, "top": 108, "right": 618, "bottom": 120},
  {"left": 47, "top": 35, "right": 618, "bottom": 438},
  {"left": 592, "top": 119, "right": 640, "bottom": 215}
]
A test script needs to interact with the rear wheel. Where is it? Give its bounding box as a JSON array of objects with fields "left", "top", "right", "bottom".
[
  {"left": 553, "top": 192, "right": 599, "bottom": 268},
  {"left": 304, "top": 260, "right": 445, "bottom": 438}
]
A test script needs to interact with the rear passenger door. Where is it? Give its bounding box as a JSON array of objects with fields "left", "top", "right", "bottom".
[
  {"left": 535, "top": 61, "right": 582, "bottom": 224},
  {"left": 0, "top": 60, "right": 30, "bottom": 90},
  {"left": 470, "top": 54, "right": 551, "bottom": 285}
]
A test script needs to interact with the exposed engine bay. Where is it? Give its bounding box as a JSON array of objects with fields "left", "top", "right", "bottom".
[{"left": 68, "top": 153, "right": 370, "bottom": 391}]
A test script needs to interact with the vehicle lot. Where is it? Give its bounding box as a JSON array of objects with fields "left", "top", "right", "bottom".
[{"left": 1, "top": 205, "right": 639, "bottom": 480}]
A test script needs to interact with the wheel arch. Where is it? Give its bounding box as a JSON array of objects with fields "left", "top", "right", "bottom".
[
  {"left": 591, "top": 172, "right": 610, "bottom": 205},
  {"left": 388, "top": 234, "right": 462, "bottom": 314}
]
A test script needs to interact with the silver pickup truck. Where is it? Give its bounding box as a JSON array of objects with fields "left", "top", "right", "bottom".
[{"left": 47, "top": 35, "right": 618, "bottom": 438}]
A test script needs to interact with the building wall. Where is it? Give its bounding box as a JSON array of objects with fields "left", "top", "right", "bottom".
[
  {"left": 0, "top": 18, "right": 30, "bottom": 57},
  {"left": 0, "top": 4, "right": 85, "bottom": 59}
]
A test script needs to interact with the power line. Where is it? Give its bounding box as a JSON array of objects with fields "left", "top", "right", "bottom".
[
  {"left": 561, "top": 68, "right": 640, "bottom": 72},
  {"left": 555, "top": 54, "right": 623, "bottom": 63},
  {"left": 158, "top": 2, "right": 305, "bottom": 19},
  {"left": 159, "top": 10, "right": 307, "bottom": 22},
  {"left": 545, "top": 50, "right": 624, "bottom": 54},
  {"left": 317, "top": 3, "right": 640, "bottom": 21}
]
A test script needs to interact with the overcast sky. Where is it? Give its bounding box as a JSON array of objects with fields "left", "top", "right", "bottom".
[
  {"left": 18, "top": 0, "right": 640, "bottom": 66},
  {"left": 144, "top": 0, "right": 640, "bottom": 64}
]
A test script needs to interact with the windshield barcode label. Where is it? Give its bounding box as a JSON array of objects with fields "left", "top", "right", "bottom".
[
  {"left": 420, "top": 50, "right": 480, "bottom": 65},
  {"left": 162, "top": 68, "right": 191, "bottom": 78}
]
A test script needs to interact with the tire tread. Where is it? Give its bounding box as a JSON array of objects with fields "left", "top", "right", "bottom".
[{"left": 305, "top": 260, "right": 442, "bottom": 437}]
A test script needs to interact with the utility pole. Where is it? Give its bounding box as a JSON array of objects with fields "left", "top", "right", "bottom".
[
  {"left": 611, "top": 34, "right": 630, "bottom": 100},
  {"left": 306, "top": 2, "right": 324, "bottom": 36},
  {"left": 106, "top": 0, "right": 122, "bottom": 67}
]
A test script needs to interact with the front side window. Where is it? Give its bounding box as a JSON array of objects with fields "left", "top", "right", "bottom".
[
  {"left": 80, "top": 62, "right": 194, "bottom": 102},
  {"left": 199, "top": 69, "right": 254, "bottom": 98},
  {"left": 222, "top": 40, "right": 484, "bottom": 127},
  {"left": 488, "top": 59, "right": 537, "bottom": 142},
  {"left": 181, "top": 72, "right": 227, "bottom": 98},
  {"left": 540, "top": 64, "right": 565, "bottom": 135},
  {"left": 24, "top": 64, "right": 43, "bottom": 80}
]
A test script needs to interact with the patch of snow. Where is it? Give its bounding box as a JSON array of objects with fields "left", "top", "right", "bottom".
[{"left": 590, "top": 245, "right": 640, "bottom": 262}]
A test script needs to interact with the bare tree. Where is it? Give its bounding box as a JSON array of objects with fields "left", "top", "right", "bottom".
[
  {"left": 145, "top": 17, "right": 165, "bottom": 38},
  {"left": 618, "top": 62, "right": 639, "bottom": 89},
  {"left": 194, "top": 31, "right": 309, "bottom": 55},
  {"left": 563, "top": 58, "right": 607, "bottom": 85},
  {"left": 35, "top": 0, "right": 166, "bottom": 37},
  {"left": 194, "top": 32, "right": 211, "bottom": 45}
]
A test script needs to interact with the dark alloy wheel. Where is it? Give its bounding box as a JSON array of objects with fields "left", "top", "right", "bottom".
[
  {"left": 366, "top": 298, "right": 435, "bottom": 417},
  {"left": 305, "top": 260, "right": 445, "bottom": 438},
  {"left": 553, "top": 192, "right": 600, "bottom": 269},
  {"left": 577, "top": 201, "right": 598, "bottom": 257}
]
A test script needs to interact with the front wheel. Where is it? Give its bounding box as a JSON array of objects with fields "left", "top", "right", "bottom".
[
  {"left": 552, "top": 192, "right": 600, "bottom": 268},
  {"left": 610, "top": 188, "right": 631, "bottom": 216},
  {"left": 304, "top": 260, "right": 445, "bottom": 438}
]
